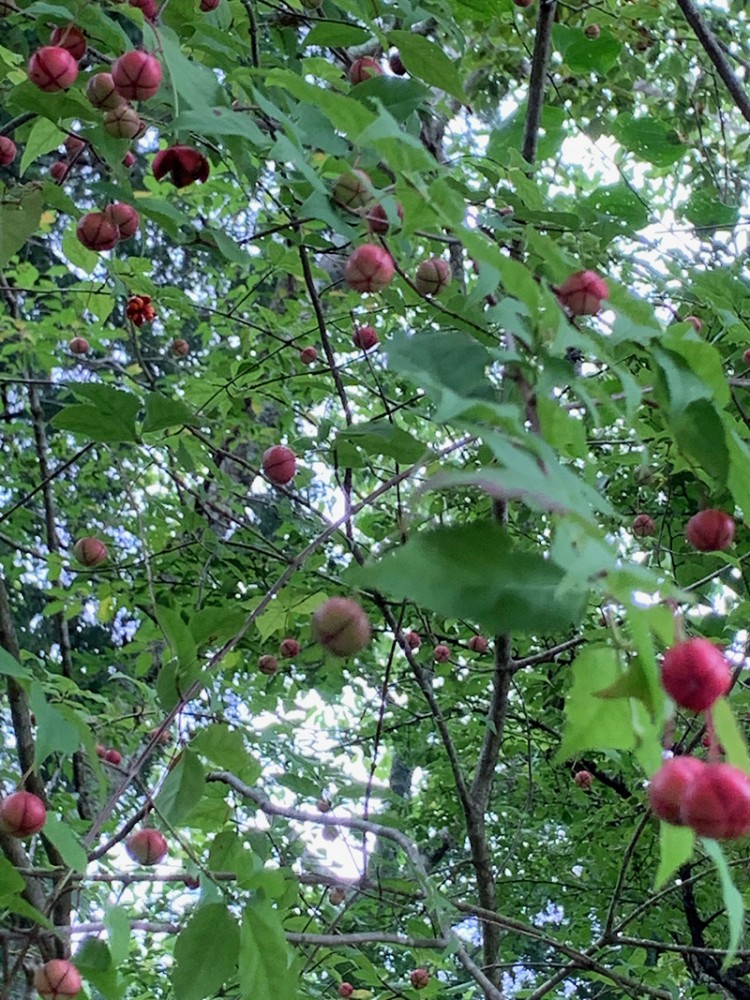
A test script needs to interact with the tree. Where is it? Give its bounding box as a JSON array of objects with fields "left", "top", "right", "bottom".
[{"left": 2, "top": 0, "right": 750, "bottom": 997}]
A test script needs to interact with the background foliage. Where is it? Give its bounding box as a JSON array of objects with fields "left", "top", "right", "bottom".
[{"left": 3, "top": 0, "right": 750, "bottom": 997}]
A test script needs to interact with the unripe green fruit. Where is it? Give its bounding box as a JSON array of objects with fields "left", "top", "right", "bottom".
[
  {"left": 103, "top": 105, "right": 143, "bottom": 140},
  {"left": 332, "top": 169, "right": 371, "bottom": 209}
]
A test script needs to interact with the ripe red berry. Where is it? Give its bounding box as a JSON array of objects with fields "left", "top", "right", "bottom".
[
  {"left": 0, "top": 791, "right": 47, "bottom": 838},
  {"left": 433, "top": 644, "right": 450, "bottom": 663},
  {"left": 332, "top": 169, "right": 371, "bottom": 208},
  {"left": 262, "top": 445, "right": 296, "bottom": 485},
  {"left": 64, "top": 135, "right": 85, "bottom": 156},
  {"left": 312, "top": 597, "right": 371, "bottom": 657},
  {"left": 389, "top": 51, "right": 407, "bottom": 75},
  {"left": 345, "top": 245, "right": 395, "bottom": 293},
  {"left": 122, "top": 151, "right": 136, "bottom": 168},
  {"left": 200, "top": 0, "right": 221, "bottom": 8},
  {"left": 468, "top": 635, "right": 488, "bottom": 653},
  {"left": 103, "top": 105, "right": 144, "bottom": 140},
  {"left": 685, "top": 509, "right": 735, "bottom": 552},
  {"left": 352, "top": 325, "right": 378, "bottom": 350},
  {"left": 153, "top": 145, "right": 210, "bottom": 187},
  {"left": 68, "top": 337, "right": 89, "bottom": 355},
  {"left": 171, "top": 338, "right": 190, "bottom": 356},
  {"left": 632, "top": 513, "right": 656, "bottom": 537},
  {"left": 410, "top": 969, "right": 430, "bottom": 990},
  {"left": 743, "top": 348, "right": 750, "bottom": 367},
  {"left": 28, "top": 46, "right": 78, "bottom": 92},
  {"left": 129, "top": 0, "right": 158, "bottom": 18},
  {"left": 0, "top": 136, "right": 17, "bottom": 166},
  {"left": 86, "top": 73, "right": 125, "bottom": 110},
  {"left": 279, "top": 637, "right": 300, "bottom": 658},
  {"left": 405, "top": 631, "right": 421, "bottom": 649},
  {"left": 50, "top": 24, "right": 86, "bottom": 61},
  {"left": 661, "top": 637, "right": 732, "bottom": 713},
  {"left": 349, "top": 57, "right": 382, "bottom": 84},
  {"left": 299, "top": 346, "right": 318, "bottom": 364},
  {"left": 555, "top": 270, "right": 608, "bottom": 317},
  {"left": 111, "top": 51, "right": 162, "bottom": 101},
  {"left": 76, "top": 213, "right": 120, "bottom": 252},
  {"left": 648, "top": 756, "right": 706, "bottom": 825},
  {"left": 126, "top": 828, "right": 168, "bottom": 865},
  {"left": 258, "top": 654, "right": 278, "bottom": 675},
  {"left": 104, "top": 203, "right": 140, "bottom": 240},
  {"left": 95, "top": 744, "right": 107, "bottom": 759},
  {"left": 339, "top": 983, "right": 354, "bottom": 997},
  {"left": 574, "top": 770, "right": 593, "bottom": 790},
  {"left": 366, "top": 201, "right": 403, "bottom": 234},
  {"left": 50, "top": 161, "right": 69, "bottom": 182},
  {"left": 73, "top": 537, "right": 108, "bottom": 567},
  {"left": 33, "top": 960, "right": 82, "bottom": 1000},
  {"left": 681, "top": 763, "right": 750, "bottom": 839},
  {"left": 414, "top": 257, "right": 451, "bottom": 296},
  {"left": 104, "top": 749, "right": 122, "bottom": 765}
]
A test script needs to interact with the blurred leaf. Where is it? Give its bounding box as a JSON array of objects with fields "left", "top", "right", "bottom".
[{"left": 173, "top": 904, "right": 240, "bottom": 1000}]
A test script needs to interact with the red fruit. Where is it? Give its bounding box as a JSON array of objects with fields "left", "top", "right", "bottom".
[
  {"left": 0, "top": 791, "right": 47, "bottom": 838},
  {"left": 513, "top": 0, "right": 535, "bottom": 5},
  {"left": 263, "top": 445, "right": 296, "bottom": 485},
  {"left": 685, "top": 509, "right": 735, "bottom": 552},
  {"left": 28, "top": 46, "right": 78, "bottom": 92},
  {"left": 555, "top": 270, "right": 608, "bottom": 317},
  {"left": 329, "top": 885, "right": 346, "bottom": 904},
  {"left": 574, "top": 770, "right": 593, "bottom": 790},
  {"left": 0, "top": 136, "right": 17, "bottom": 166},
  {"left": 352, "top": 325, "right": 378, "bottom": 350},
  {"left": 316, "top": 797, "right": 331, "bottom": 812},
  {"left": 410, "top": 969, "right": 430, "bottom": 990},
  {"left": 648, "top": 756, "right": 706, "bottom": 825},
  {"left": 129, "top": 0, "right": 158, "bottom": 18},
  {"left": 126, "top": 828, "right": 168, "bottom": 865},
  {"left": 345, "top": 245, "right": 395, "bottom": 293},
  {"left": 743, "top": 348, "right": 750, "bottom": 367},
  {"left": 112, "top": 51, "right": 162, "bottom": 101},
  {"left": 414, "top": 257, "right": 451, "bottom": 296},
  {"left": 389, "top": 51, "right": 406, "bottom": 75},
  {"left": 126, "top": 295, "right": 156, "bottom": 326},
  {"left": 200, "top": 0, "right": 221, "bottom": 8},
  {"left": 68, "top": 337, "right": 89, "bottom": 355},
  {"left": 584, "top": 23, "right": 600, "bottom": 39},
  {"left": 682, "top": 762, "right": 750, "bottom": 839},
  {"left": 366, "top": 201, "right": 403, "bottom": 234},
  {"left": 103, "top": 105, "right": 144, "bottom": 140},
  {"left": 50, "top": 161, "right": 69, "bottom": 182},
  {"left": 468, "top": 635, "right": 488, "bottom": 653},
  {"left": 95, "top": 744, "right": 107, "bottom": 759},
  {"left": 73, "top": 537, "right": 108, "bottom": 567},
  {"left": 258, "top": 654, "right": 278, "bottom": 675},
  {"left": 64, "top": 135, "right": 85, "bottom": 156},
  {"left": 312, "top": 597, "right": 371, "bottom": 657},
  {"left": 405, "top": 630, "right": 421, "bottom": 649},
  {"left": 153, "top": 145, "right": 210, "bottom": 188},
  {"left": 333, "top": 169, "right": 371, "bottom": 208},
  {"left": 122, "top": 151, "right": 136, "bottom": 168},
  {"left": 661, "top": 637, "right": 732, "bottom": 713},
  {"left": 632, "top": 513, "right": 656, "bottom": 538},
  {"left": 684, "top": 315, "right": 702, "bottom": 332},
  {"left": 104, "top": 749, "right": 122, "bottom": 764},
  {"left": 86, "top": 73, "right": 125, "bottom": 110},
  {"left": 104, "top": 203, "right": 140, "bottom": 240},
  {"left": 433, "top": 644, "right": 450, "bottom": 663},
  {"left": 33, "top": 960, "right": 82, "bottom": 1000},
  {"left": 339, "top": 983, "right": 354, "bottom": 997},
  {"left": 701, "top": 732, "right": 725, "bottom": 754},
  {"left": 348, "top": 57, "right": 382, "bottom": 84},
  {"left": 299, "top": 346, "right": 318, "bottom": 364},
  {"left": 280, "top": 637, "right": 300, "bottom": 658},
  {"left": 50, "top": 25, "right": 86, "bottom": 61},
  {"left": 77, "top": 213, "right": 120, "bottom": 252},
  {"left": 171, "top": 338, "right": 190, "bottom": 356}
]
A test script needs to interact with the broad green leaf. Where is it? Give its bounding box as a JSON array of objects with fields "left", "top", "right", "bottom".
[
  {"left": 351, "top": 522, "right": 589, "bottom": 634},
  {"left": 0, "top": 647, "right": 29, "bottom": 679},
  {"left": 388, "top": 30, "right": 466, "bottom": 102},
  {"left": 158, "top": 25, "right": 225, "bottom": 111},
  {"left": 239, "top": 899, "right": 297, "bottom": 1000},
  {"left": 191, "top": 724, "right": 262, "bottom": 785},
  {"left": 703, "top": 839, "right": 744, "bottom": 967},
  {"left": 51, "top": 385, "right": 140, "bottom": 443},
  {"left": 19, "top": 118, "right": 65, "bottom": 176},
  {"left": 334, "top": 423, "right": 426, "bottom": 466},
  {"left": 0, "top": 186, "right": 44, "bottom": 269},
  {"left": 143, "top": 393, "right": 197, "bottom": 433},
  {"left": 556, "top": 646, "right": 636, "bottom": 760},
  {"left": 713, "top": 698, "right": 750, "bottom": 773},
  {"left": 155, "top": 749, "right": 206, "bottom": 825},
  {"left": 654, "top": 822, "right": 694, "bottom": 889},
  {"left": 42, "top": 815, "right": 87, "bottom": 871},
  {"left": 155, "top": 605, "right": 198, "bottom": 674},
  {"left": 612, "top": 113, "right": 687, "bottom": 167},
  {"left": 30, "top": 683, "right": 81, "bottom": 766},
  {"left": 173, "top": 904, "right": 240, "bottom": 1000}
]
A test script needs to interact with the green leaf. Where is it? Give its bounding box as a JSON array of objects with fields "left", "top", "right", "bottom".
[
  {"left": 654, "top": 822, "right": 694, "bottom": 890},
  {"left": 612, "top": 114, "right": 687, "bottom": 166},
  {"left": 30, "top": 683, "right": 81, "bottom": 767},
  {"left": 556, "top": 646, "right": 636, "bottom": 760},
  {"left": 155, "top": 749, "right": 206, "bottom": 825},
  {"left": 171, "top": 107, "right": 267, "bottom": 147},
  {"left": 563, "top": 33, "right": 622, "bottom": 75},
  {"left": 19, "top": 118, "right": 65, "bottom": 176},
  {"left": 74, "top": 938, "right": 125, "bottom": 1000},
  {"left": 142, "top": 393, "right": 197, "bottom": 433},
  {"left": 51, "top": 386, "right": 140, "bottom": 443},
  {"left": 158, "top": 25, "right": 225, "bottom": 111},
  {"left": 173, "top": 903, "right": 240, "bottom": 1000},
  {"left": 713, "top": 698, "right": 750, "bottom": 773},
  {"left": 0, "top": 857, "right": 26, "bottom": 896},
  {"left": 304, "top": 23, "right": 371, "bottom": 46},
  {"left": 0, "top": 186, "right": 44, "bottom": 269},
  {"left": 703, "top": 839, "right": 744, "bottom": 967},
  {"left": 334, "top": 423, "right": 426, "bottom": 466},
  {"left": 0, "top": 647, "right": 29, "bottom": 679},
  {"left": 191, "top": 724, "right": 262, "bottom": 786},
  {"left": 351, "top": 522, "right": 588, "bottom": 635},
  {"left": 239, "top": 899, "right": 297, "bottom": 1000},
  {"left": 155, "top": 605, "right": 198, "bottom": 675},
  {"left": 388, "top": 31, "right": 466, "bottom": 102},
  {"left": 42, "top": 815, "right": 88, "bottom": 871}
]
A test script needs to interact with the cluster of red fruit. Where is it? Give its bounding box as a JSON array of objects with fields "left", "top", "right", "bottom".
[
  {"left": 402, "top": 633, "right": 488, "bottom": 661},
  {"left": 126, "top": 294, "right": 157, "bottom": 327},
  {"left": 648, "top": 637, "right": 750, "bottom": 839},
  {"left": 77, "top": 203, "right": 140, "bottom": 253},
  {"left": 339, "top": 968, "right": 429, "bottom": 997},
  {"left": 257, "top": 637, "right": 302, "bottom": 677},
  {"left": 96, "top": 745, "right": 122, "bottom": 765},
  {"left": 632, "top": 508, "right": 735, "bottom": 552}
]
